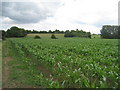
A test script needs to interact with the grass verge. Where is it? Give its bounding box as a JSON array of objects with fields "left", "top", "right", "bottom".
[{"left": 3, "top": 39, "right": 60, "bottom": 88}]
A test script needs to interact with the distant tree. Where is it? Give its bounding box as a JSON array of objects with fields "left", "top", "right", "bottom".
[
  {"left": 76, "top": 29, "right": 79, "bottom": 31},
  {"left": 64, "top": 29, "right": 91, "bottom": 38},
  {"left": 118, "top": 26, "right": 120, "bottom": 39},
  {"left": 26, "top": 30, "right": 32, "bottom": 34},
  {"left": 100, "top": 25, "right": 119, "bottom": 39},
  {"left": 39, "top": 31, "right": 48, "bottom": 33},
  {"left": 87, "top": 32, "right": 91, "bottom": 39},
  {"left": 48, "top": 30, "right": 52, "bottom": 33},
  {"left": 34, "top": 35, "right": 41, "bottom": 39},
  {"left": 65, "top": 30, "right": 70, "bottom": 33},
  {"left": 54, "top": 29, "right": 60, "bottom": 33},
  {"left": 51, "top": 34, "right": 57, "bottom": 39},
  {"left": 2, "top": 30, "right": 6, "bottom": 40},
  {"left": 6, "top": 26, "right": 27, "bottom": 37},
  {"left": 60, "top": 31, "right": 64, "bottom": 33},
  {"left": 64, "top": 32, "right": 75, "bottom": 37},
  {"left": 32, "top": 30, "right": 39, "bottom": 33},
  {"left": 0, "top": 30, "right": 2, "bottom": 39}
]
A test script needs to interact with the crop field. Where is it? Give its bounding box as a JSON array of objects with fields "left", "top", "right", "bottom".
[
  {"left": 5, "top": 37, "right": 119, "bottom": 88},
  {"left": 27, "top": 34, "right": 100, "bottom": 39},
  {"left": 27, "top": 33, "right": 64, "bottom": 38}
]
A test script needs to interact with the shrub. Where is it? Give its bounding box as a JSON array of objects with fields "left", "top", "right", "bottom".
[
  {"left": 51, "top": 34, "right": 57, "bottom": 39},
  {"left": 34, "top": 35, "right": 41, "bottom": 39}
]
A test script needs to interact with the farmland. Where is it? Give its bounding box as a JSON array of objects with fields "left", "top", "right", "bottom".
[
  {"left": 27, "top": 33, "right": 64, "bottom": 38},
  {"left": 2, "top": 37, "right": 119, "bottom": 88}
]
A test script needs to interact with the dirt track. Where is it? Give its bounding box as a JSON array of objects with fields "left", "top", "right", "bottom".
[{"left": 2, "top": 41, "right": 12, "bottom": 88}]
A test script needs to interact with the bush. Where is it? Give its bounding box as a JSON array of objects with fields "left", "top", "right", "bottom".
[
  {"left": 34, "top": 35, "right": 41, "bottom": 39},
  {"left": 51, "top": 34, "right": 57, "bottom": 39}
]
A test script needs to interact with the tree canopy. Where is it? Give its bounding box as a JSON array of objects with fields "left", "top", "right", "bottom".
[
  {"left": 100, "top": 25, "right": 119, "bottom": 39},
  {"left": 64, "top": 29, "right": 91, "bottom": 38},
  {"left": 6, "top": 26, "right": 27, "bottom": 37}
]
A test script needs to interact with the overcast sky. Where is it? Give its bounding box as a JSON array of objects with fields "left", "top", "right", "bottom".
[{"left": 0, "top": 0, "right": 119, "bottom": 34}]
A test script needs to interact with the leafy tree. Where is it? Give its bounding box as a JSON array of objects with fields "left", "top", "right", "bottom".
[
  {"left": 100, "top": 25, "right": 119, "bottom": 39},
  {"left": 64, "top": 32, "right": 75, "bottom": 37},
  {"left": 64, "top": 29, "right": 91, "bottom": 38},
  {"left": 48, "top": 30, "right": 52, "bottom": 33},
  {"left": 87, "top": 32, "right": 91, "bottom": 39},
  {"left": 2, "top": 30, "right": 6, "bottom": 40},
  {"left": 26, "top": 30, "right": 32, "bottom": 34},
  {"left": 6, "top": 26, "right": 27, "bottom": 37},
  {"left": 39, "top": 31, "right": 47, "bottom": 33},
  {"left": 60, "top": 31, "right": 64, "bottom": 33},
  {"left": 118, "top": 26, "right": 120, "bottom": 39},
  {"left": 32, "top": 30, "right": 39, "bottom": 33},
  {"left": 54, "top": 29, "right": 60, "bottom": 33}
]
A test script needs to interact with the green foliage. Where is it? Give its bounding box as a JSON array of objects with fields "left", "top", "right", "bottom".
[
  {"left": 0, "top": 30, "right": 6, "bottom": 40},
  {"left": 9, "top": 38, "right": 119, "bottom": 88},
  {"left": 0, "top": 31, "right": 1, "bottom": 40},
  {"left": 51, "top": 34, "right": 57, "bottom": 39},
  {"left": 64, "top": 29, "right": 91, "bottom": 38},
  {"left": 26, "top": 29, "right": 64, "bottom": 34},
  {"left": 64, "top": 32, "right": 75, "bottom": 37},
  {"left": 6, "top": 26, "right": 27, "bottom": 38},
  {"left": 48, "top": 30, "right": 53, "bottom": 33},
  {"left": 100, "top": 25, "right": 119, "bottom": 39},
  {"left": 3, "top": 40, "right": 60, "bottom": 88},
  {"left": 34, "top": 35, "right": 41, "bottom": 39},
  {"left": 53, "top": 29, "right": 61, "bottom": 33}
]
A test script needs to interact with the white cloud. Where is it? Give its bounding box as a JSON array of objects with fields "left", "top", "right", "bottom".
[
  {"left": 2, "top": 16, "right": 14, "bottom": 24},
  {"left": 53, "top": 0, "right": 118, "bottom": 25},
  {"left": 1, "top": 2, "right": 55, "bottom": 24},
  {"left": 1, "top": 0, "right": 119, "bottom": 34}
]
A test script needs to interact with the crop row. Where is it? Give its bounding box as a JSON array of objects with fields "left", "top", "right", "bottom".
[{"left": 9, "top": 38, "right": 119, "bottom": 88}]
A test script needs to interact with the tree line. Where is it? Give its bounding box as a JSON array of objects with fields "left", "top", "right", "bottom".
[
  {"left": 1, "top": 26, "right": 27, "bottom": 40},
  {"left": 0, "top": 25, "right": 120, "bottom": 40},
  {"left": 1, "top": 26, "right": 92, "bottom": 40},
  {"left": 26, "top": 29, "right": 64, "bottom": 34}
]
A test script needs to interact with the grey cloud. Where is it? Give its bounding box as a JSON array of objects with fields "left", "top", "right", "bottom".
[
  {"left": 75, "top": 18, "right": 117, "bottom": 28},
  {"left": 1, "top": 2, "right": 53, "bottom": 24}
]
